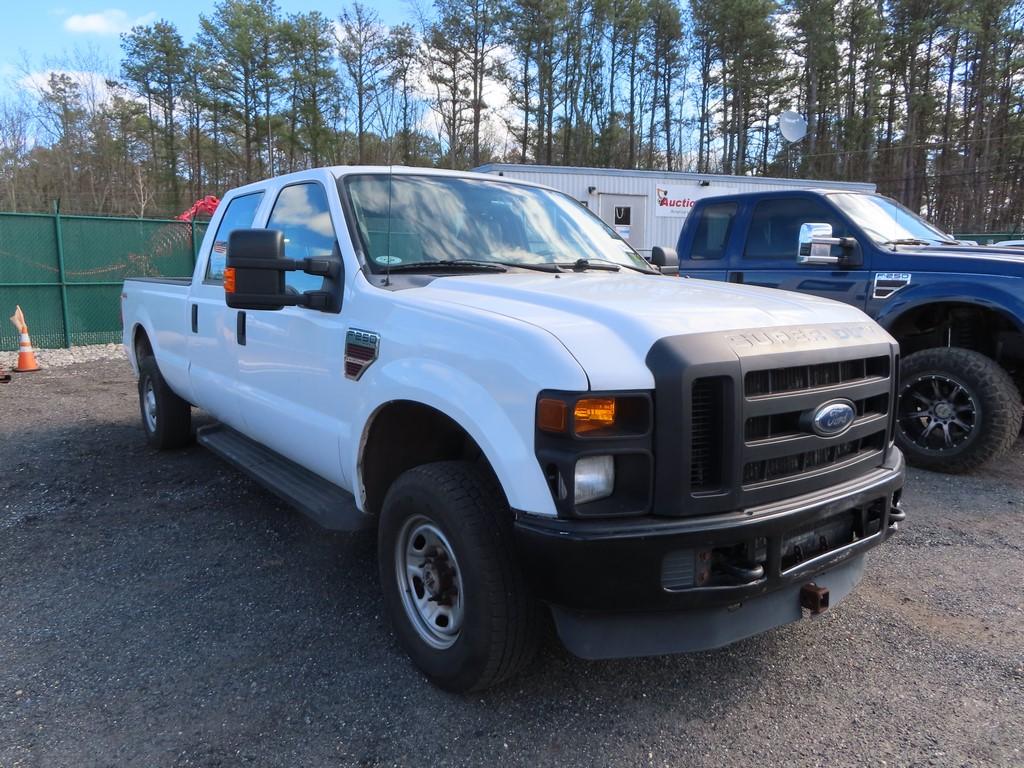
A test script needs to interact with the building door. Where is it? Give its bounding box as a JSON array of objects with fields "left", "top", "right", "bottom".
[{"left": 599, "top": 194, "right": 647, "bottom": 252}]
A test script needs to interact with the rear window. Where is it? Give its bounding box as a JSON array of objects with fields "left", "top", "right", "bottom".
[
  {"left": 689, "top": 202, "right": 737, "bottom": 260},
  {"left": 205, "top": 192, "right": 264, "bottom": 282}
]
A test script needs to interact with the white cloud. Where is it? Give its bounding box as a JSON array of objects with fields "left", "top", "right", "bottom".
[
  {"left": 63, "top": 8, "right": 156, "bottom": 36},
  {"left": 19, "top": 69, "right": 118, "bottom": 108}
]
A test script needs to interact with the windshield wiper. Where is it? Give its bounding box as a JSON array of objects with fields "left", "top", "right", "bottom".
[
  {"left": 880, "top": 238, "right": 933, "bottom": 248},
  {"left": 383, "top": 260, "right": 508, "bottom": 273},
  {"left": 556, "top": 258, "right": 620, "bottom": 272},
  {"left": 561, "top": 256, "right": 659, "bottom": 274},
  {"left": 489, "top": 260, "right": 563, "bottom": 273}
]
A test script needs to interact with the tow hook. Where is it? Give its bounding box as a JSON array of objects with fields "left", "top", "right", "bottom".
[{"left": 800, "top": 583, "right": 830, "bottom": 615}]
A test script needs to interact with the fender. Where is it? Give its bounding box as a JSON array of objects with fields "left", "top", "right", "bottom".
[
  {"left": 873, "top": 277, "right": 1024, "bottom": 335},
  {"left": 349, "top": 353, "right": 587, "bottom": 519}
]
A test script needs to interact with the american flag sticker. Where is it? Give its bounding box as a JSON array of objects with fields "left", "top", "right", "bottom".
[{"left": 213, "top": 242, "right": 227, "bottom": 253}]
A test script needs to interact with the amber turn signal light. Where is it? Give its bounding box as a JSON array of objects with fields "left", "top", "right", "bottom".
[
  {"left": 223, "top": 267, "right": 237, "bottom": 293},
  {"left": 537, "top": 398, "right": 568, "bottom": 433},
  {"left": 574, "top": 397, "right": 617, "bottom": 434}
]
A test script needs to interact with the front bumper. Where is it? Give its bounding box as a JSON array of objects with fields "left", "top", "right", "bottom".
[{"left": 513, "top": 447, "right": 904, "bottom": 658}]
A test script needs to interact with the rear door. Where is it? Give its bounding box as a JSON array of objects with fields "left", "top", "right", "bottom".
[
  {"left": 677, "top": 200, "right": 739, "bottom": 281},
  {"left": 234, "top": 180, "right": 349, "bottom": 487},
  {"left": 187, "top": 191, "right": 265, "bottom": 431},
  {"left": 727, "top": 196, "right": 870, "bottom": 308}
]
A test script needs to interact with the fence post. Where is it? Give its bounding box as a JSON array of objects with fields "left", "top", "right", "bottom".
[
  {"left": 53, "top": 199, "right": 72, "bottom": 348},
  {"left": 191, "top": 217, "right": 197, "bottom": 266}
]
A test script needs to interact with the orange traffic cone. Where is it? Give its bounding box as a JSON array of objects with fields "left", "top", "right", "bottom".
[{"left": 9, "top": 306, "right": 41, "bottom": 373}]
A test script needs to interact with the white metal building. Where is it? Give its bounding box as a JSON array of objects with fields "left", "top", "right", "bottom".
[{"left": 475, "top": 163, "right": 875, "bottom": 257}]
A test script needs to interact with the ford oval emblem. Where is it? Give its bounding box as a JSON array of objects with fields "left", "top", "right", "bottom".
[{"left": 811, "top": 400, "right": 856, "bottom": 437}]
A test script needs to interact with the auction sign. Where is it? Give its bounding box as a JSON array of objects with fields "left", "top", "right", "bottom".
[{"left": 655, "top": 184, "right": 737, "bottom": 218}]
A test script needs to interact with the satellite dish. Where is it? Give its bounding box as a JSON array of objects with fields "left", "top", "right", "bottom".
[{"left": 779, "top": 111, "right": 807, "bottom": 143}]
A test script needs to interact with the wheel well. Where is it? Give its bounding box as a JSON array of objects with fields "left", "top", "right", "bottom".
[
  {"left": 133, "top": 325, "right": 153, "bottom": 363},
  {"left": 888, "top": 302, "right": 1021, "bottom": 361},
  {"left": 359, "top": 401, "right": 497, "bottom": 517}
]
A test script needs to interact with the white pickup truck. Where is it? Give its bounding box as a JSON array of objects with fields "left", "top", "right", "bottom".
[{"left": 122, "top": 167, "right": 905, "bottom": 691}]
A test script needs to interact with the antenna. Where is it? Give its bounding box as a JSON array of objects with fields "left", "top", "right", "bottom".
[{"left": 384, "top": 165, "right": 394, "bottom": 287}]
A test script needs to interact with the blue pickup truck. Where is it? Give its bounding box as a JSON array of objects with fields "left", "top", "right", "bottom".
[{"left": 654, "top": 189, "right": 1024, "bottom": 473}]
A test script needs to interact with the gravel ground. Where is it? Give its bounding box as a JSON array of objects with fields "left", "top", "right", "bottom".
[
  {"left": 0, "top": 343, "right": 125, "bottom": 371},
  {"left": 1, "top": 355, "right": 1022, "bottom": 767}
]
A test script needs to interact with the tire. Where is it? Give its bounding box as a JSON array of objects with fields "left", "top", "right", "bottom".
[
  {"left": 896, "top": 347, "right": 1022, "bottom": 473},
  {"left": 378, "top": 461, "right": 541, "bottom": 692},
  {"left": 138, "top": 356, "right": 193, "bottom": 450}
]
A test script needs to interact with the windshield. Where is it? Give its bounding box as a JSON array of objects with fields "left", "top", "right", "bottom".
[
  {"left": 341, "top": 174, "right": 654, "bottom": 273},
  {"left": 828, "top": 192, "right": 956, "bottom": 245}
]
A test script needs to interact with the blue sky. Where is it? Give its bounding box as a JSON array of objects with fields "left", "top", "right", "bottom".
[{"left": 2, "top": 1, "right": 413, "bottom": 96}]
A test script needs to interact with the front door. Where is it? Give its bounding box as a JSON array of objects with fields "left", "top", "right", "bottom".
[
  {"left": 234, "top": 181, "right": 349, "bottom": 488},
  {"left": 599, "top": 194, "right": 647, "bottom": 252},
  {"left": 187, "top": 190, "right": 265, "bottom": 432},
  {"left": 728, "top": 196, "right": 870, "bottom": 309}
]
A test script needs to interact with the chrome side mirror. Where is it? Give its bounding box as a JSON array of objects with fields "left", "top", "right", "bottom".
[{"left": 797, "top": 223, "right": 843, "bottom": 265}]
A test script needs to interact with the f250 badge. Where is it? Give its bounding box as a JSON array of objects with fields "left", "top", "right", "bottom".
[
  {"left": 872, "top": 272, "right": 912, "bottom": 300},
  {"left": 345, "top": 329, "right": 380, "bottom": 380}
]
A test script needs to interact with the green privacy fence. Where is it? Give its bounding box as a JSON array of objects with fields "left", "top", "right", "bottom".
[
  {"left": 0, "top": 209, "right": 209, "bottom": 350},
  {"left": 953, "top": 232, "right": 1020, "bottom": 245}
]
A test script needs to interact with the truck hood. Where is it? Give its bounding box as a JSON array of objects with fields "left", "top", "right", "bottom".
[
  {"left": 411, "top": 272, "right": 875, "bottom": 390},
  {"left": 887, "top": 244, "right": 1024, "bottom": 275}
]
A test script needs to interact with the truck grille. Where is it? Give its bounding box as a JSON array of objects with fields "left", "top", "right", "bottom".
[
  {"left": 743, "top": 432, "right": 887, "bottom": 484},
  {"left": 745, "top": 356, "right": 890, "bottom": 397},
  {"left": 682, "top": 347, "right": 896, "bottom": 515}
]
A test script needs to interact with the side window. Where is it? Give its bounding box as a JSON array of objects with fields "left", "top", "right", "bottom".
[
  {"left": 744, "top": 198, "right": 849, "bottom": 260},
  {"left": 205, "top": 192, "right": 264, "bottom": 282},
  {"left": 266, "top": 183, "right": 337, "bottom": 294},
  {"left": 690, "top": 202, "right": 737, "bottom": 260}
]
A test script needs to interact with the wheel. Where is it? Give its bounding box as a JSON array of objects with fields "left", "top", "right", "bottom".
[
  {"left": 138, "top": 356, "right": 193, "bottom": 450},
  {"left": 896, "top": 347, "right": 1022, "bottom": 473},
  {"left": 378, "top": 461, "right": 540, "bottom": 692}
]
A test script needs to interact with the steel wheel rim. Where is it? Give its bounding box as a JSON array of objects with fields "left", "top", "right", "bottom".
[
  {"left": 898, "top": 373, "right": 978, "bottom": 452},
  {"left": 394, "top": 515, "right": 464, "bottom": 650},
  {"left": 143, "top": 380, "right": 158, "bottom": 433}
]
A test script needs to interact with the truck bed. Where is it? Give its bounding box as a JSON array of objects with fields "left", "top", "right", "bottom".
[
  {"left": 124, "top": 277, "right": 192, "bottom": 286},
  {"left": 122, "top": 275, "right": 193, "bottom": 400}
]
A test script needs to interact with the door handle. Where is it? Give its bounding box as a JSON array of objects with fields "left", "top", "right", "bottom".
[
  {"left": 191, "top": 304, "right": 198, "bottom": 333},
  {"left": 236, "top": 311, "right": 246, "bottom": 346}
]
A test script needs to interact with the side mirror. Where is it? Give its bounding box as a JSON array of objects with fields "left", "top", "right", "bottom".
[
  {"left": 798, "top": 223, "right": 857, "bottom": 266},
  {"left": 651, "top": 246, "right": 679, "bottom": 276},
  {"left": 225, "top": 229, "right": 341, "bottom": 312}
]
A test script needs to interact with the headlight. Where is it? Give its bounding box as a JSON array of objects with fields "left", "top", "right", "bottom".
[
  {"left": 535, "top": 390, "right": 652, "bottom": 518},
  {"left": 538, "top": 395, "right": 648, "bottom": 437},
  {"left": 574, "top": 455, "right": 615, "bottom": 504}
]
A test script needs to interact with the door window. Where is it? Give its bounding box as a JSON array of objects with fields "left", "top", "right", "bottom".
[
  {"left": 744, "top": 198, "right": 849, "bottom": 260},
  {"left": 205, "top": 192, "right": 264, "bottom": 282},
  {"left": 267, "top": 183, "right": 337, "bottom": 294},
  {"left": 690, "top": 202, "right": 737, "bottom": 260}
]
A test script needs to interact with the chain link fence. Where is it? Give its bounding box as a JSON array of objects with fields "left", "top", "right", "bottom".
[{"left": 0, "top": 211, "right": 208, "bottom": 350}]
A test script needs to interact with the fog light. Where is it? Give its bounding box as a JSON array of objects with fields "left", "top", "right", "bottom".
[{"left": 575, "top": 455, "right": 614, "bottom": 504}]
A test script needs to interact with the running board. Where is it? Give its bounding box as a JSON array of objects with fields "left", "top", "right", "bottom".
[{"left": 197, "top": 424, "right": 371, "bottom": 531}]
